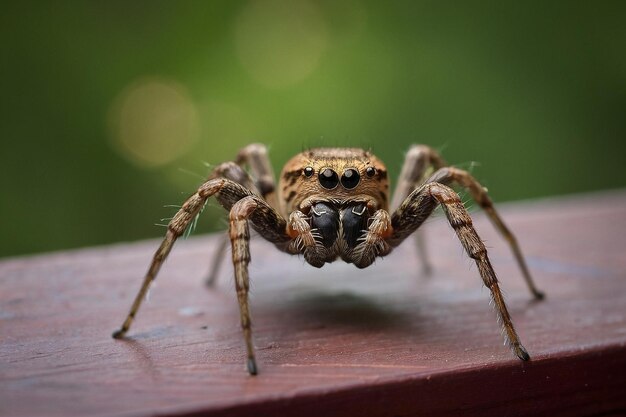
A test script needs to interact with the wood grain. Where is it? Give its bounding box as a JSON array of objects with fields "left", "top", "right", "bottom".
[{"left": 1, "top": 191, "right": 626, "bottom": 417}]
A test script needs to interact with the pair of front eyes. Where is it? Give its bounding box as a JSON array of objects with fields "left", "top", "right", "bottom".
[{"left": 303, "top": 166, "right": 376, "bottom": 190}]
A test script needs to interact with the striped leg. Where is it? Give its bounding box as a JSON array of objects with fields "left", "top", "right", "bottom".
[
  {"left": 236, "top": 143, "right": 279, "bottom": 209},
  {"left": 389, "top": 182, "right": 530, "bottom": 361},
  {"left": 218, "top": 192, "right": 289, "bottom": 374},
  {"left": 206, "top": 144, "right": 279, "bottom": 286},
  {"left": 391, "top": 145, "right": 446, "bottom": 210},
  {"left": 391, "top": 145, "right": 446, "bottom": 274},
  {"left": 426, "top": 167, "right": 544, "bottom": 299},
  {"left": 112, "top": 178, "right": 234, "bottom": 339},
  {"left": 205, "top": 162, "right": 257, "bottom": 287},
  {"left": 228, "top": 196, "right": 260, "bottom": 375},
  {"left": 113, "top": 175, "right": 289, "bottom": 375}
]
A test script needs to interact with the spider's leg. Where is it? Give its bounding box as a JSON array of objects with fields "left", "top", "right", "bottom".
[
  {"left": 204, "top": 162, "right": 258, "bottom": 286},
  {"left": 206, "top": 143, "right": 278, "bottom": 286},
  {"left": 112, "top": 178, "right": 252, "bottom": 339},
  {"left": 426, "top": 167, "right": 544, "bottom": 300},
  {"left": 391, "top": 145, "right": 446, "bottom": 210},
  {"left": 388, "top": 182, "right": 530, "bottom": 361},
  {"left": 351, "top": 209, "right": 393, "bottom": 268},
  {"left": 204, "top": 234, "right": 229, "bottom": 287},
  {"left": 228, "top": 196, "right": 260, "bottom": 375},
  {"left": 236, "top": 143, "right": 279, "bottom": 210},
  {"left": 217, "top": 193, "right": 290, "bottom": 375},
  {"left": 391, "top": 145, "right": 446, "bottom": 274}
]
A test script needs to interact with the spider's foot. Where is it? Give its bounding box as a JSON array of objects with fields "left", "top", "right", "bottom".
[
  {"left": 112, "top": 328, "right": 127, "bottom": 339},
  {"left": 204, "top": 268, "right": 221, "bottom": 288},
  {"left": 514, "top": 343, "right": 530, "bottom": 361},
  {"left": 532, "top": 289, "right": 546, "bottom": 301},
  {"left": 247, "top": 357, "right": 258, "bottom": 375}
]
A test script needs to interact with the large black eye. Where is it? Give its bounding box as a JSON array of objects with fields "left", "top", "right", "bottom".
[
  {"left": 341, "top": 168, "right": 360, "bottom": 189},
  {"left": 319, "top": 168, "right": 339, "bottom": 189},
  {"left": 303, "top": 166, "right": 314, "bottom": 177}
]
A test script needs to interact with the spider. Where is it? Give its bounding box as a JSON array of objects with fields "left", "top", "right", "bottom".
[{"left": 112, "top": 144, "right": 544, "bottom": 375}]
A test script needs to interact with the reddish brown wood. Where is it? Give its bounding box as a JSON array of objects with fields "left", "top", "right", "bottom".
[{"left": 2, "top": 191, "right": 626, "bottom": 417}]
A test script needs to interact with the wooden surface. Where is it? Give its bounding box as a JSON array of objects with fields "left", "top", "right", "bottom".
[{"left": 2, "top": 191, "right": 626, "bottom": 417}]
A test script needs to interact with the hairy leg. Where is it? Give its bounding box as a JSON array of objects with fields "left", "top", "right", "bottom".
[
  {"left": 389, "top": 182, "right": 531, "bottom": 361},
  {"left": 228, "top": 196, "right": 260, "bottom": 375},
  {"left": 112, "top": 179, "right": 289, "bottom": 344},
  {"left": 391, "top": 145, "right": 446, "bottom": 274},
  {"left": 426, "top": 167, "right": 543, "bottom": 299},
  {"left": 205, "top": 162, "right": 257, "bottom": 286},
  {"left": 235, "top": 143, "right": 278, "bottom": 209},
  {"left": 206, "top": 144, "right": 279, "bottom": 285},
  {"left": 391, "top": 145, "right": 446, "bottom": 210},
  {"left": 112, "top": 178, "right": 235, "bottom": 339}
]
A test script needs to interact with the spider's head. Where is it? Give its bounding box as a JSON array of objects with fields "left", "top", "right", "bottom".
[{"left": 279, "top": 148, "right": 389, "bottom": 214}]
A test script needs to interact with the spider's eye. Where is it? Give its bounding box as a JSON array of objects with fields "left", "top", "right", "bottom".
[
  {"left": 341, "top": 168, "right": 360, "bottom": 189},
  {"left": 303, "top": 166, "right": 314, "bottom": 177},
  {"left": 319, "top": 168, "right": 339, "bottom": 189},
  {"left": 366, "top": 167, "right": 376, "bottom": 177}
]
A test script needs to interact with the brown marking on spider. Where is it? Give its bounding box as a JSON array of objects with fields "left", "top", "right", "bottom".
[{"left": 112, "top": 143, "right": 544, "bottom": 375}]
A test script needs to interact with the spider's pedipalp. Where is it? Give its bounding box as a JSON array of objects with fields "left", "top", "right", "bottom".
[
  {"left": 287, "top": 210, "right": 327, "bottom": 267},
  {"left": 350, "top": 209, "right": 392, "bottom": 268}
]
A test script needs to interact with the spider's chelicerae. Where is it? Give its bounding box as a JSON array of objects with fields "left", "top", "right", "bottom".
[{"left": 113, "top": 144, "right": 544, "bottom": 375}]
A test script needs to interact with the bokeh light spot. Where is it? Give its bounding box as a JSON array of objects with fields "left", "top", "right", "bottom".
[
  {"left": 108, "top": 78, "right": 199, "bottom": 168},
  {"left": 235, "top": 0, "right": 328, "bottom": 88}
]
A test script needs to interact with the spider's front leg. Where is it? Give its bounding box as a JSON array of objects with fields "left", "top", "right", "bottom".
[
  {"left": 388, "top": 182, "right": 531, "bottom": 361},
  {"left": 112, "top": 178, "right": 238, "bottom": 340},
  {"left": 228, "top": 196, "right": 260, "bottom": 375},
  {"left": 112, "top": 178, "right": 290, "bottom": 375}
]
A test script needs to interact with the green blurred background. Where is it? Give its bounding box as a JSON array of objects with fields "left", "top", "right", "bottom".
[{"left": 2, "top": 1, "right": 625, "bottom": 258}]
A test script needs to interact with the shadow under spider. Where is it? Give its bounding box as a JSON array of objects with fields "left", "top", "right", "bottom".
[{"left": 276, "top": 291, "right": 415, "bottom": 332}]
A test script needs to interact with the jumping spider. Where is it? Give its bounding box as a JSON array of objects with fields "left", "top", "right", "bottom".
[{"left": 113, "top": 144, "right": 544, "bottom": 375}]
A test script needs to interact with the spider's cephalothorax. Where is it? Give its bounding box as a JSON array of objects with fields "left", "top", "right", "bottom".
[
  {"left": 113, "top": 144, "right": 544, "bottom": 375},
  {"left": 279, "top": 148, "right": 392, "bottom": 268}
]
